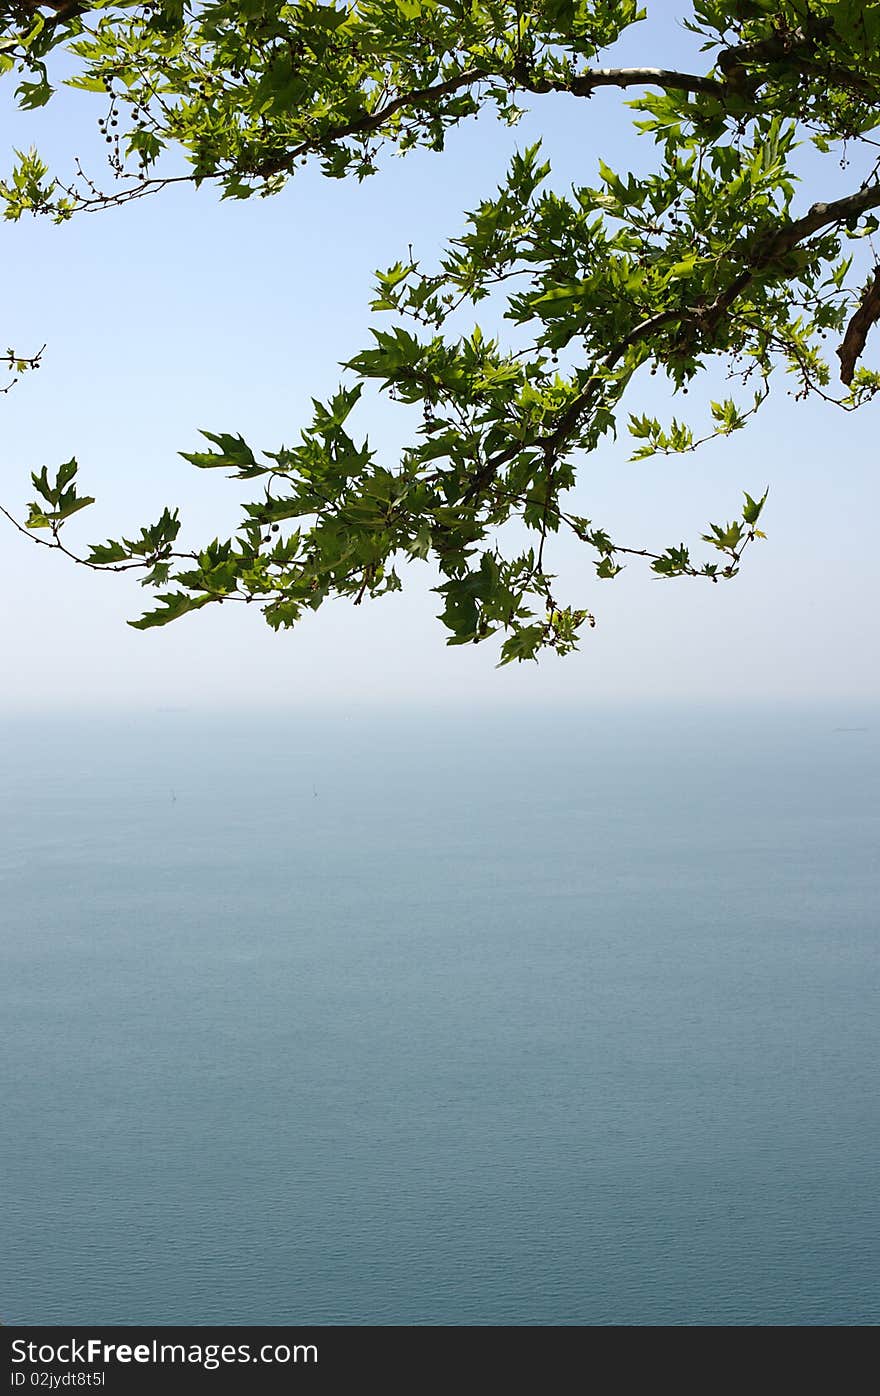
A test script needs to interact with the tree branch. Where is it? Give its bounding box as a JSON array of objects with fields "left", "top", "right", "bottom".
[
  {"left": 699, "top": 182, "right": 880, "bottom": 339},
  {"left": 519, "top": 65, "right": 724, "bottom": 100},
  {"left": 718, "top": 21, "right": 878, "bottom": 101},
  {"left": 837, "top": 269, "right": 880, "bottom": 385},
  {"left": 253, "top": 67, "right": 487, "bottom": 178},
  {"left": 464, "top": 181, "right": 880, "bottom": 502}
]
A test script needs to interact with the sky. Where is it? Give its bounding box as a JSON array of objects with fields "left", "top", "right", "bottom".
[{"left": 1, "top": 7, "right": 878, "bottom": 712}]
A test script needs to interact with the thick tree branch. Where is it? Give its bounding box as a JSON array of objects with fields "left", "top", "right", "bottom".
[
  {"left": 718, "top": 21, "right": 878, "bottom": 100},
  {"left": 4, "top": 0, "right": 85, "bottom": 29},
  {"left": 719, "top": 23, "right": 827, "bottom": 74},
  {"left": 836, "top": 269, "right": 880, "bottom": 385},
  {"left": 519, "top": 65, "right": 724, "bottom": 99}
]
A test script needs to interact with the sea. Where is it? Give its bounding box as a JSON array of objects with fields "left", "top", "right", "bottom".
[{"left": 1, "top": 706, "right": 878, "bottom": 1326}]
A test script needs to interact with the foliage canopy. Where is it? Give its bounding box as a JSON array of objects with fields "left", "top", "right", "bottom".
[{"left": 2, "top": 1, "right": 880, "bottom": 661}]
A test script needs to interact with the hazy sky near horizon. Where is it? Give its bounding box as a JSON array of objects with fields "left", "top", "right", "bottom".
[{"left": 1, "top": 8, "right": 878, "bottom": 711}]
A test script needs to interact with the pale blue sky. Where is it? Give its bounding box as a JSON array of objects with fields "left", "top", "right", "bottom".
[{"left": 1, "top": 9, "right": 878, "bottom": 711}]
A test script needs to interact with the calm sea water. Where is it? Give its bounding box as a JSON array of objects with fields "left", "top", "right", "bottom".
[{"left": 1, "top": 706, "right": 878, "bottom": 1326}]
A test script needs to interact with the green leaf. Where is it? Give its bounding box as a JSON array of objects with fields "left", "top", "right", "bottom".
[
  {"left": 180, "top": 432, "right": 257, "bottom": 472},
  {"left": 129, "top": 592, "right": 212, "bottom": 629},
  {"left": 742, "top": 489, "right": 768, "bottom": 526},
  {"left": 498, "top": 625, "right": 545, "bottom": 666},
  {"left": 87, "top": 540, "right": 129, "bottom": 565}
]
